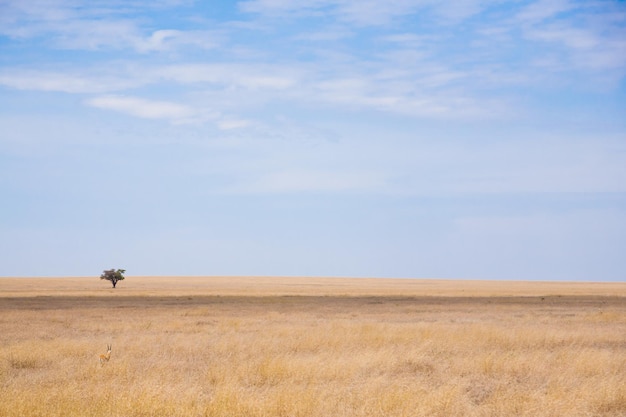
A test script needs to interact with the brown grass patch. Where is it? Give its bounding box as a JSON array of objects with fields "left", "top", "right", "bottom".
[{"left": 0, "top": 276, "right": 625, "bottom": 416}]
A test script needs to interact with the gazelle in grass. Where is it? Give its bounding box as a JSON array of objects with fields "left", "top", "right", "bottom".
[{"left": 99, "top": 344, "right": 112, "bottom": 366}]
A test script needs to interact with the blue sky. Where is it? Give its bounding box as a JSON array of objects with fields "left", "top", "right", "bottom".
[{"left": 1, "top": 0, "right": 625, "bottom": 280}]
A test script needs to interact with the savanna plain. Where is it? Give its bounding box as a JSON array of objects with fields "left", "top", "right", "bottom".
[{"left": 1, "top": 276, "right": 625, "bottom": 417}]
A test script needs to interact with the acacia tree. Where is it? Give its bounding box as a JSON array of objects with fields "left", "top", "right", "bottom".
[{"left": 100, "top": 268, "right": 126, "bottom": 288}]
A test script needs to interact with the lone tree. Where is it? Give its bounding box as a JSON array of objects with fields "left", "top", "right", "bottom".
[{"left": 100, "top": 268, "right": 126, "bottom": 288}]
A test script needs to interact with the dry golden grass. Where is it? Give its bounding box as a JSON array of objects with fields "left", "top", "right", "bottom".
[{"left": 1, "top": 276, "right": 625, "bottom": 416}]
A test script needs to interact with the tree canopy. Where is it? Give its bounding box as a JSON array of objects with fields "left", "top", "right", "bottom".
[{"left": 100, "top": 268, "right": 126, "bottom": 288}]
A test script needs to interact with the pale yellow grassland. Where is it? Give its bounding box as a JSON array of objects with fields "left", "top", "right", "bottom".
[
  {"left": 0, "top": 276, "right": 625, "bottom": 417},
  {"left": 2, "top": 275, "right": 624, "bottom": 297}
]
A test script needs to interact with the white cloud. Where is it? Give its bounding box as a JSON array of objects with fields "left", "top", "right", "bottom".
[
  {"left": 528, "top": 24, "right": 598, "bottom": 50},
  {"left": 294, "top": 27, "right": 353, "bottom": 41},
  {"left": 239, "top": 0, "right": 495, "bottom": 26},
  {"left": 0, "top": 0, "right": 219, "bottom": 53},
  {"left": 333, "top": 0, "right": 425, "bottom": 26},
  {"left": 1, "top": 0, "right": 624, "bottom": 128},
  {"left": 516, "top": 0, "right": 573, "bottom": 23},
  {"left": 381, "top": 33, "right": 433, "bottom": 47},
  {"left": 84, "top": 94, "right": 253, "bottom": 129},
  {"left": 521, "top": 24, "right": 626, "bottom": 84},
  {"left": 149, "top": 58, "right": 505, "bottom": 120},
  {"left": 239, "top": 0, "right": 426, "bottom": 26},
  {"left": 217, "top": 119, "right": 251, "bottom": 130},
  {"left": 230, "top": 170, "right": 389, "bottom": 194},
  {"left": 155, "top": 64, "right": 299, "bottom": 89},
  {"left": 54, "top": 19, "right": 140, "bottom": 50},
  {"left": 134, "top": 29, "right": 220, "bottom": 53},
  {"left": 133, "top": 29, "right": 181, "bottom": 52},
  {"left": 515, "top": 1, "right": 626, "bottom": 78},
  {"left": 43, "top": 20, "right": 219, "bottom": 53},
  {"left": 431, "top": 0, "right": 486, "bottom": 22},
  {"left": 238, "top": 0, "right": 331, "bottom": 17},
  {"left": 86, "top": 95, "right": 196, "bottom": 122},
  {"left": 0, "top": 1, "right": 137, "bottom": 46},
  {"left": 0, "top": 70, "right": 140, "bottom": 93}
]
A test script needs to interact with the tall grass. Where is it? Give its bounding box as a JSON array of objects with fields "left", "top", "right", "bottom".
[{"left": 1, "top": 278, "right": 625, "bottom": 416}]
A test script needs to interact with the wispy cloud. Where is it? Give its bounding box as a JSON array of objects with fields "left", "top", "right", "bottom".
[
  {"left": 134, "top": 29, "right": 219, "bottom": 52},
  {"left": 238, "top": 0, "right": 332, "bottom": 18},
  {"left": 86, "top": 95, "right": 196, "bottom": 122},
  {"left": 516, "top": 0, "right": 574, "bottom": 23},
  {"left": 154, "top": 63, "right": 299, "bottom": 89},
  {"left": 0, "top": 69, "right": 141, "bottom": 93},
  {"left": 239, "top": 0, "right": 493, "bottom": 26},
  {"left": 229, "top": 170, "right": 389, "bottom": 194},
  {"left": 331, "top": 0, "right": 426, "bottom": 26},
  {"left": 0, "top": 0, "right": 219, "bottom": 52},
  {"left": 294, "top": 27, "right": 354, "bottom": 42},
  {"left": 85, "top": 94, "right": 252, "bottom": 129},
  {"left": 1, "top": 0, "right": 624, "bottom": 123},
  {"left": 516, "top": 10, "right": 626, "bottom": 87}
]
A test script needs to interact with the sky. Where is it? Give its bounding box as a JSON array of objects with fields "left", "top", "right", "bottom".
[{"left": 1, "top": 0, "right": 625, "bottom": 281}]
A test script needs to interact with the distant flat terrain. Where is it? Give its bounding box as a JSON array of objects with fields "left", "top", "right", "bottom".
[{"left": 1, "top": 275, "right": 624, "bottom": 297}]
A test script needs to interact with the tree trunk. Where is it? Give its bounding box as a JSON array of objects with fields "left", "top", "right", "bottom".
[{"left": 112, "top": 280, "right": 117, "bottom": 288}]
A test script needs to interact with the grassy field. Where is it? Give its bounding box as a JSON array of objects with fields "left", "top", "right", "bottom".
[{"left": 1, "top": 276, "right": 625, "bottom": 416}]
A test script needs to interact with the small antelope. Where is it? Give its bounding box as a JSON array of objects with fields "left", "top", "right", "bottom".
[{"left": 99, "top": 344, "right": 112, "bottom": 366}]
